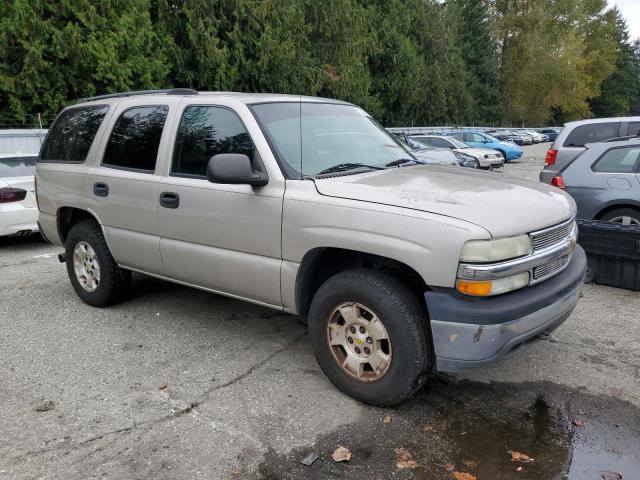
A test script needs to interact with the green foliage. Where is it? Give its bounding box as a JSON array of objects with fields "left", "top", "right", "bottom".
[{"left": 1, "top": 0, "right": 639, "bottom": 126}]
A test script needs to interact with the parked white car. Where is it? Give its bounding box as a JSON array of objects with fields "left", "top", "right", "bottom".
[
  {"left": 409, "top": 134, "right": 504, "bottom": 169},
  {"left": 0, "top": 153, "right": 39, "bottom": 237}
]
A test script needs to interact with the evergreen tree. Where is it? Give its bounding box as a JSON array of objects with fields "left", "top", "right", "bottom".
[{"left": 590, "top": 9, "right": 638, "bottom": 117}]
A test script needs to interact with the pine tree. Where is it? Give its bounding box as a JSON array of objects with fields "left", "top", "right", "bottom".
[{"left": 590, "top": 9, "right": 638, "bottom": 117}]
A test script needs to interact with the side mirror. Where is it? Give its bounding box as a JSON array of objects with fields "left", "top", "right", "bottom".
[{"left": 206, "top": 154, "right": 268, "bottom": 187}]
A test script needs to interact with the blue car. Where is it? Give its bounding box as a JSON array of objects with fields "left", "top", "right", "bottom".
[{"left": 444, "top": 131, "right": 523, "bottom": 161}]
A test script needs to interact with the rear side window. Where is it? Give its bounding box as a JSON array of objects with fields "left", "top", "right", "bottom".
[
  {"left": 628, "top": 122, "right": 640, "bottom": 137},
  {"left": 0, "top": 156, "right": 37, "bottom": 177},
  {"left": 171, "top": 106, "right": 255, "bottom": 177},
  {"left": 563, "top": 122, "right": 619, "bottom": 147},
  {"left": 39, "top": 106, "right": 108, "bottom": 162},
  {"left": 103, "top": 106, "right": 168, "bottom": 173},
  {"left": 593, "top": 147, "right": 640, "bottom": 173}
]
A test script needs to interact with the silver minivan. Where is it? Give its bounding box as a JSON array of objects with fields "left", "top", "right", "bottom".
[{"left": 540, "top": 117, "right": 640, "bottom": 184}]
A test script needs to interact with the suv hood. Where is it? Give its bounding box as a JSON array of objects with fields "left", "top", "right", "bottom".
[{"left": 314, "top": 165, "right": 575, "bottom": 237}]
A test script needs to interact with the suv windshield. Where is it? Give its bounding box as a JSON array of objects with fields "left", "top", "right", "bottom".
[{"left": 251, "top": 102, "right": 415, "bottom": 177}]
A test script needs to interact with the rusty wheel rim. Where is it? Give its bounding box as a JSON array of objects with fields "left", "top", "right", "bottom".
[{"left": 326, "top": 302, "right": 392, "bottom": 382}]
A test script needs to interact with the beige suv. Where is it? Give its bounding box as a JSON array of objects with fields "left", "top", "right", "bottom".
[{"left": 36, "top": 90, "right": 586, "bottom": 406}]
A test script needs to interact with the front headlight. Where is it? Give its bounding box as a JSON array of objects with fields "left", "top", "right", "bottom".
[{"left": 460, "top": 235, "right": 532, "bottom": 263}]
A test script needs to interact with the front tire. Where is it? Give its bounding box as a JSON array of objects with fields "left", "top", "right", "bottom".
[
  {"left": 65, "top": 220, "right": 131, "bottom": 307},
  {"left": 308, "top": 269, "right": 433, "bottom": 406}
]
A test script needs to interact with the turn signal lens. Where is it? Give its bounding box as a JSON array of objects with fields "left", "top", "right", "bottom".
[
  {"left": 456, "top": 279, "right": 492, "bottom": 296},
  {"left": 456, "top": 272, "right": 530, "bottom": 296},
  {"left": 550, "top": 175, "right": 566, "bottom": 189}
]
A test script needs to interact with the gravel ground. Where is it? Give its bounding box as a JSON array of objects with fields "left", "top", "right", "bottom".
[{"left": 1, "top": 143, "right": 638, "bottom": 480}]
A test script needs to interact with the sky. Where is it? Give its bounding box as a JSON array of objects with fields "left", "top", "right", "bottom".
[{"left": 611, "top": 0, "right": 640, "bottom": 41}]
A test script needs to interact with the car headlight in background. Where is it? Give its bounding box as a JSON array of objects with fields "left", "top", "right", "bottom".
[
  {"left": 453, "top": 151, "right": 479, "bottom": 168},
  {"left": 459, "top": 234, "right": 532, "bottom": 263}
]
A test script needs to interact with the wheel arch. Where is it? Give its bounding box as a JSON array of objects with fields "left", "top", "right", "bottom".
[
  {"left": 594, "top": 202, "right": 640, "bottom": 220},
  {"left": 57, "top": 207, "right": 103, "bottom": 244},
  {"left": 295, "top": 247, "right": 430, "bottom": 316}
]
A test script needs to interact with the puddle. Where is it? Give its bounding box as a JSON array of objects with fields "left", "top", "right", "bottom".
[{"left": 255, "top": 377, "right": 640, "bottom": 479}]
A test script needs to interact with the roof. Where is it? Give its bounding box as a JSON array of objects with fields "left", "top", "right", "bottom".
[
  {"left": 77, "top": 89, "right": 351, "bottom": 106},
  {"left": 564, "top": 116, "right": 640, "bottom": 127}
]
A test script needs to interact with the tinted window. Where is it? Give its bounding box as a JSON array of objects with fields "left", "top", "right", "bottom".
[
  {"left": 40, "top": 106, "right": 108, "bottom": 162},
  {"left": 0, "top": 156, "right": 37, "bottom": 177},
  {"left": 564, "top": 122, "right": 619, "bottom": 147},
  {"left": 593, "top": 147, "right": 640, "bottom": 173},
  {"left": 426, "top": 137, "right": 452, "bottom": 149},
  {"left": 103, "top": 106, "right": 168, "bottom": 172},
  {"left": 172, "top": 106, "right": 255, "bottom": 177},
  {"left": 628, "top": 122, "right": 640, "bottom": 137}
]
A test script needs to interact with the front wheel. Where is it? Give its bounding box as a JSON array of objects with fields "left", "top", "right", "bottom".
[{"left": 308, "top": 269, "right": 433, "bottom": 406}]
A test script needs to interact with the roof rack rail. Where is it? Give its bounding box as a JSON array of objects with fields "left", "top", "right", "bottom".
[
  {"left": 603, "top": 136, "right": 639, "bottom": 142},
  {"left": 77, "top": 88, "right": 198, "bottom": 103}
]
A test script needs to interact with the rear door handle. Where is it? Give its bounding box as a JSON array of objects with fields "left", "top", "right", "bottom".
[
  {"left": 159, "top": 192, "right": 179, "bottom": 209},
  {"left": 93, "top": 182, "right": 109, "bottom": 197}
]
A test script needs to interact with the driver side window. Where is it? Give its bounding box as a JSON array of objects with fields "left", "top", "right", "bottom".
[{"left": 172, "top": 106, "right": 255, "bottom": 177}]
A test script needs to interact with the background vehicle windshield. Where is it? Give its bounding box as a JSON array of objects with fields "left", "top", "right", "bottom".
[
  {"left": 448, "top": 137, "right": 470, "bottom": 149},
  {"left": 0, "top": 156, "right": 37, "bottom": 177},
  {"left": 251, "top": 102, "right": 414, "bottom": 177}
]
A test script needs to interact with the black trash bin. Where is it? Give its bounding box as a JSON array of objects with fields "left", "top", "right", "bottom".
[{"left": 576, "top": 219, "right": 640, "bottom": 291}]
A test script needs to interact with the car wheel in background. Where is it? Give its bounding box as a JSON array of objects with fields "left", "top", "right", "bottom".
[
  {"left": 600, "top": 208, "right": 640, "bottom": 227},
  {"left": 308, "top": 269, "right": 433, "bottom": 406},
  {"left": 65, "top": 220, "right": 131, "bottom": 307}
]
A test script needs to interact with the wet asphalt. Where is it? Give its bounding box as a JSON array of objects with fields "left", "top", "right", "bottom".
[{"left": 1, "top": 144, "right": 639, "bottom": 479}]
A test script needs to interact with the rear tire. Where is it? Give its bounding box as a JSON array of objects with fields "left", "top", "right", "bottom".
[
  {"left": 65, "top": 220, "right": 131, "bottom": 307},
  {"left": 600, "top": 208, "right": 640, "bottom": 227},
  {"left": 308, "top": 269, "right": 433, "bottom": 407}
]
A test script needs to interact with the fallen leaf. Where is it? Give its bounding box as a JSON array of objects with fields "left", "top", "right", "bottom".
[
  {"left": 443, "top": 462, "right": 455, "bottom": 471},
  {"left": 423, "top": 424, "right": 435, "bottom": 432},
  {"left": 599, "top": 471, "right": 623, "bottom": 480},
  {"left": 35, "top": 400, "right": 55, "bottom": 412},
  {"left": 453, "top": 472, "right": 477, "bottom": 480},
  {"left": 159, "top": 383, "right": 168, "bottom": 390},
  {"left": 508, "top": 450, "right": 534, "bottom": 463},
  {"left": 516, "top": 466, "right": 523, "bottom": 472},
  {"left": 228, "top": 467, "right": 241, "bottom": 478},
  {"left": 462, "top": 460, "right": 478, "bottom": 468},
  {"left": 332, "top": 446, "right": 352, "bottom": 463},
  {"left": 572, "top": 419, "right": 584, "bottom": 427},
  {"left": 383, "top": 415, "right": 391, "bottom": 424},
  {"left": 395, "top": 448, "right": 418, "bottom": 469}
]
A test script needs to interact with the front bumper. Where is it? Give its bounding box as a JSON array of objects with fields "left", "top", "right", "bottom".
[{"left": 426, "top": 246, "right": 586, "bottom": 372}]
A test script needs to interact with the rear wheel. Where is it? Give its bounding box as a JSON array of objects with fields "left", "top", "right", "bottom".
[
  {"left": 65, "top": 220, "right": 131, "bottom": 307},
  {"left": 308, "top": 269, "right": 433, "bottom": 406},
  {"left": 600, "top": 208, "right": 640, "bottom": 227}
]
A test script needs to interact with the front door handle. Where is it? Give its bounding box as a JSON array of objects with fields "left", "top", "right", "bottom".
[
  {"left": 159, "top": 192, "right": 180, "bottom": 209},
  {"left": 93, "top": 182, "right": 109, "bottom": 197}
]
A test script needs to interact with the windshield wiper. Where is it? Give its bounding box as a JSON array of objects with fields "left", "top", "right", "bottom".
[
  {"left": 317, "top": 163, "right": 385, "bottom": 175},
  {"left": 385, "top": 158, "right": 425, "bottom": 167}
]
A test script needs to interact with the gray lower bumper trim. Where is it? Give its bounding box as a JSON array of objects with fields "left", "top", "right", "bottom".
[{"left": 432, "top": 283, "right": 581, "bottom": 372}]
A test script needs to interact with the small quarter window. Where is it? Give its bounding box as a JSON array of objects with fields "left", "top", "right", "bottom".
[
  {"left": 172, "top": 106, "right": 255, "bottom": 177},
  {"left": 593, "top": 147, "right": 640, "bottom": 173},
  {"left": 103, "top": 106, "right": 168, "bottom": 172},
  {"left": 39, "top": 105, "right": 108, "bottom": 162}
]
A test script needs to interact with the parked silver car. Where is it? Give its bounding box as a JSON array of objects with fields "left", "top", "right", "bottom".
[
  {"left": 548, "top": 137, "right": 640, "bottom": 225},
  {"left": 409, "top": 134, "right": 504, "bottom": 169},
  {"left": 37, "top": 90, "right": 586, "bottom": 406},
  {"left": 540, "top": 117, "right": 640, "bottom": 184}
]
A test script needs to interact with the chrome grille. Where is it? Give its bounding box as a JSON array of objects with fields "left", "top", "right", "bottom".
[
  {"left": 531, "top": 219, "right": 575, "bottom": 252},
  {"left": 533, "top": 255, "right": 569, "bottom": 281}
]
